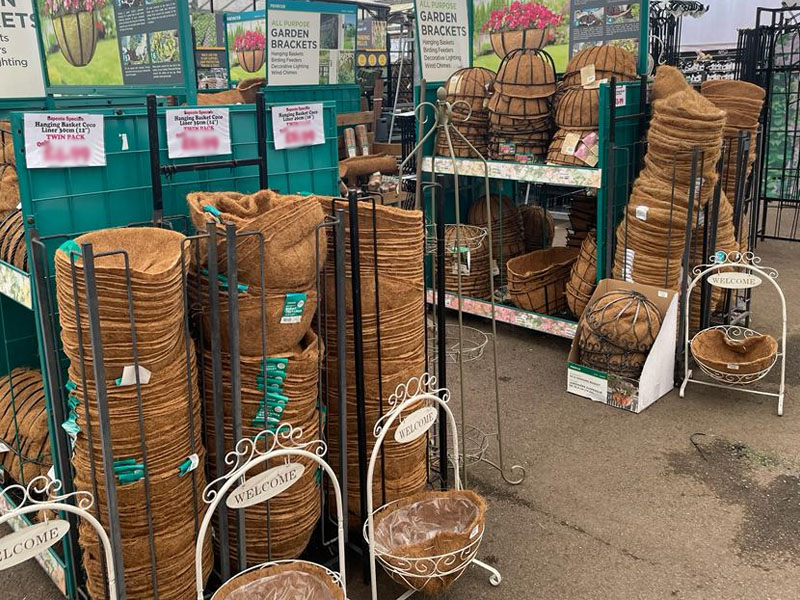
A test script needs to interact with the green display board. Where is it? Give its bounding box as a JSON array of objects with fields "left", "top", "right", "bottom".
[
  {"left": 224, "top": 9, "right": 266, "bottom": 86},
  {"left": 34, "top": 0, "right": 196, "bottom": 98},
  {"left": 266, "top": 0, "right": 357, "bottom": 87}
]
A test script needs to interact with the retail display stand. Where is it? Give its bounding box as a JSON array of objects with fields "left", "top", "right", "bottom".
[
  {"left": 680, "top": 251, "right": 786, "bottom": 415},
  {"left": 0, "top": 477, "right": 119, "bottom": 598},
  {"left": 404, "top": 89, "right": 526, "bottom": 488},
  {"left": 363, "top": 373, "right": 501, "bottom": 600},
  {"left": 195, "top": 424, "right": 347, "bottom": 599}
]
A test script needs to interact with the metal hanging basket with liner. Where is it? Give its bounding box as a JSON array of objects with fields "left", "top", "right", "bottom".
[
  {"left": 690, "top": 326, "right": 779, "bottom": 385},
  {"left": 506, "top": 247, "right": 579, "bottom": 314}
]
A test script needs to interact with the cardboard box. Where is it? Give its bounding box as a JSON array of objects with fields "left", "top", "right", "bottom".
[{"left": 567, "top": 279, "right": 678, "bottom": 413}]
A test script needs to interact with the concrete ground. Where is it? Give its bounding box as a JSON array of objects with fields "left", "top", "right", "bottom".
[{"left": 2, "top": 238, "right": 797, "bottom": 600}]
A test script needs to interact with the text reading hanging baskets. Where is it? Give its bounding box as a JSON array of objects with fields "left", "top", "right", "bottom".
[
  {"left": 364, "top": 374, "right": 500, "bottom": 599},
  {"left": 195, "top": 424, "right": 347, "bottom": 600}
]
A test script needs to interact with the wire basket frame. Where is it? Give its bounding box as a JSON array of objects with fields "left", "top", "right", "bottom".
[
  {"left": 679, "top": 251, "right": 787, "bottom": 415},
  {"left": 362, "top": 374, "right": 501, "bottom": 600},
  {"left": 195, "top": 424, "right": 347, "bottom": 599}
]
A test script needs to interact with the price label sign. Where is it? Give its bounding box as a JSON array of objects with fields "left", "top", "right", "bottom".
[
  {"left": 165, "top": 108, "right": 232, "bottom": 159},
  {"left": 24, "top": 114, "right": 106, "bottom": 169},
  {"left": 271, "top": 103, "right": 325, "bottom": 151}
]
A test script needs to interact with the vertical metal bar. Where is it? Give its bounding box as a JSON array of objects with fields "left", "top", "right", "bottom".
[
  {"left": 28, "top": 231, "right": 82, "bottom": 596},
  {"left": 346, "top": 190, "right": 370, "bottom": 581},
  {"left": 256, "top": 92, "right": 269, "bottom": 190},
  {"left": 333, "top": 208, "right": 349, "bottom": 542},
  {"left": 206, "top": 225, "right": 231, "bottom": 580},
  {"left": 368, "top": 196, "right": 386, "bottom": 506},
  {"left": 677, "top": 148, "right": 699, "bottom": 377},
  {"left": 700, "top": 163, "right": 723, "bottom": 330},
  {"left": 225, "top": 224, "right": 247, "bottom": 571},
  {"left": 146, "top": 95, "right": 164, "bottom": 223},
  {"left": 435, "top": 187, "right": 448, "bottom": 490},
  {"left": 605, "top": 77, "right": 618, "bottom": 279},
  {"left": 81, "top": 243, "right": 127, "bottom": 599}
]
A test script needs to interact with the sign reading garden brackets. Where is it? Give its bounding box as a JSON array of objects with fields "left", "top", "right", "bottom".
[
  {"left": 414, "top": 0, "right": 470, "bottom": 82},
  {"left": 0, "top": 0, "right": 45, "bottom": 98},
  {"left": 266, "top": 0, "right": 357, "bottom": 86}
]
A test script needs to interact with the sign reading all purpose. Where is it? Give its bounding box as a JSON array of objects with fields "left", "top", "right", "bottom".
[{"left": 414, "top": 0, "right": 470, "bottom": 82}]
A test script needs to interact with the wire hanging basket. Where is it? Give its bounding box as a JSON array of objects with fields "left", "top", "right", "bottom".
[{"left": 689, "top": 325, "right": 779, "bottom": 385}]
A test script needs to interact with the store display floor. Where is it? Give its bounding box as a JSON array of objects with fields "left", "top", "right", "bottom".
[{"left": 2, "top": 240, "right": 798, "bottom": 600}]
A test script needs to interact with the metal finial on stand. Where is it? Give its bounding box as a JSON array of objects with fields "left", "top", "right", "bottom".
[{"left": 401, "top": 87, "right": 526, "bottom": 487}]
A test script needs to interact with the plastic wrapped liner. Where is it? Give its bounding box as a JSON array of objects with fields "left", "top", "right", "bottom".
[
  {"left": 374, "top": 493, "right": 482, "bottom": 553},
  {"left": 224, "top": 570, "right": 338, "bottom": 600}
]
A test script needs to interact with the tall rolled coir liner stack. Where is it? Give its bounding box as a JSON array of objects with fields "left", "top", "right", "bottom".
[
  {"left": 548, "top": 46, "right": 637, "bottom": 166},
  {"left": 701, "top": 80, "right": 766, "bottom": 252},
  {"left": 319, "top": 199, "right": 427, "bottom": 523},
  {"left": 467, "top": 194, "right": 526, "bottom": 278},
  {"left": 487, "top": 49, "right": 556, "bottom": 161},
  {"left": 614, "top": 66, "right": 726, "bottom": 290},
  {"left": 53, "top": 228, "right": 212, "bottom": 600},
  {"left": 0, "top": 122, "right": 18, "bottom": 221},
  {"left": 436, "top": 68, "right": 494, "bottom": 159},
  {"left": 187, "top": 190, "right": 326, "bottom": 563}
]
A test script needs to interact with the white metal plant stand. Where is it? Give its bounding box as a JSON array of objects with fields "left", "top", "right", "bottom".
[
  {"left": 679, "top": 251, "right": 787, "bottom": 415},
  {"left": 195, "top": 424, "right": 347, "bottom": 599},
  {"left": 363, "top": 374, "right": 501, "bottom": 600},
  {"left": 0, "top": 476, "right": 119, "bottom": 599}
]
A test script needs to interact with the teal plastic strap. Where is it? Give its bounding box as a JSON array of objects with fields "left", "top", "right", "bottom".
[
  {"left": 177, "top": 458, "right": 193, "bottom": 477},
  {"left": 200, "top": 268, "right": 249, "bottom": 293},
  {"left": 114, "top": 458, "right": 145, "bottom": 484},
  {"left": 203, "top": 205, "right": 222, "bottom": 217},
  {"left": 58, "top": 239, "right": 81, "bottom": 258},
  {"left": 65, "top": 380, "right": 77, "bottom": 392}
]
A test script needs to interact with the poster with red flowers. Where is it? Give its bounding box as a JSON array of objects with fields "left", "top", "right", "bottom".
[
  {"left": 473, "top": 0, "right": 568, "bottom": 71},
  {"left": 225, "top": 10, "right": 266, "bottom": 85}
]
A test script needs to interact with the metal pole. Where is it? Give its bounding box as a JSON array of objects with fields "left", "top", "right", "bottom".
[
  {"left": 346, "top": 190, "right": 370, "bottom": 582},
  {"left": 225, "top": 223, "right": 247, "bottom": 571},
  {"left": 333, "top": 208, "right": 349, "bottom": 541},
  {"left": 435, "top": 183, "right": 448, "bottom": 490},
  {"left": 81, "top": 243, "right": 127, "bottom": 599},
  {"left": 206, "top": 225, "right": 231, "bottom": 580},
  {"left": 146, "top": 94, "right": 164, "bottom": 223}
]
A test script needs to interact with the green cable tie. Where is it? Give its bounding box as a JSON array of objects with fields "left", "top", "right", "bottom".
[
  {"left": 113, "top": 458, "right": 137, "bottom": 467},
  {"left": 114, "top": 464, "right": 144, "bottom": 474},
  {"left": 203, "top": 205, "right": 222, "bottom": 217},
  {"left": 65, "top": 380, "right": 77, "bottom": 392},
  {"left": 177, "top": 458, "right": 193, "bottom": 477},
  {"left": 118, "top": 472, "right": 144, "bottom": 484},
  {"left": 315, "top": 467, "right": 322, "bottom": 485}
]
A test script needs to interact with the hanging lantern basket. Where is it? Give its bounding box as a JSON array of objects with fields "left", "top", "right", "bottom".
[
  {"left": 237, "top": 49, "right": 266, "bottom": 73},
  {"left": 52, "top": 11, "right": 98, "bottom": 67}
]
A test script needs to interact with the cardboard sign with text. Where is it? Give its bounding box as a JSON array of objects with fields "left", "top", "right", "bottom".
[
  {"left": 24, "top": 114, "right": 106, "bottom": 169},
  {"left": 271, "top": 104, "right": 325, "bottom": 150}
]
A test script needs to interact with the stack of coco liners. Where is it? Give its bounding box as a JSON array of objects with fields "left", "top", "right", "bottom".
[
  {"left": 319, "top": 199, "right": 428, "bottom": 523},
  {"left": 487, "top": 49, "right": 556, "bottom": 162},
  {"left": 548, "top": 45, "right": 637, "bottom": 167},
  {"left": 467, "top": 194, "right": 526, "bottom": 278},
  {"left": 53, "top": 227, "right": 212, "bottom": 600},
  {"left": 437, "top": 68, "right": 494, "bottom": 159},
  {"left": 613, "top": 66, "right": 727, "bottom": 290},
  {"left": 0, "top": 123, "right": 18, "bottom": 222},
  {"left": 444, "top": 224, "right": 491, "bottom": 299},
  {"left": 186, "top": 190, "right": 327, "bottom": 562},
  {"left": 701, "top": 79, "right": 766, "bottom": 251},
  {"left": 0, "top": 368, "right": 50, "bottom": 485}
]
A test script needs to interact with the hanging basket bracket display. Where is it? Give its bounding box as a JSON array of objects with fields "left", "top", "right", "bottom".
[
  {"left": 363, "top": 373, "right": 501, "bottom": 600},
  {"left": 195, "top": 424, "right": 347, "bottom": 599},
  {"left": 679, "top": 252, "right": 787, "bottom": 416},
  {"left": 0, "top": 477, "right": 121, "bottom": 599}
]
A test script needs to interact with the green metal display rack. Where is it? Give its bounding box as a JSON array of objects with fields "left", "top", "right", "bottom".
[{"left": 419, "top": 79, "right": 647, "bottom": 339}]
